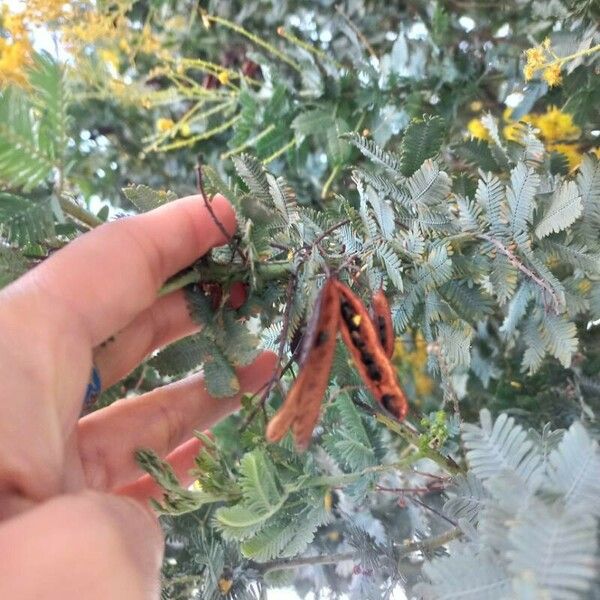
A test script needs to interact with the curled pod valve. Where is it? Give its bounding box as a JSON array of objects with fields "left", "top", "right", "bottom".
[
  {"left": 266, "top": 279, "right": 340, "bottom": 450},
  {"left": 370, "top": 289, "right": 394, "bottom": 359},
  {"left": 334, "top": 280, "right": 408, "bottom": 421}
]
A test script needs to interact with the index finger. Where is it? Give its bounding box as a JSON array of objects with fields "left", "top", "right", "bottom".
[{"left": 7, "top": 194, "right": 236, "bottom": 346}]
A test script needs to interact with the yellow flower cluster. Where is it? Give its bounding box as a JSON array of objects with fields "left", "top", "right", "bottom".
[
  {"left": 523, "top": 39, "right": 600, "bottom": 87},
  {"left": 468, "top": 106, "right": 584, "bottom": 171},
  {"left": 467, "top": 118, "right": 490, "bottom": 142},
  {"left": 0, "top": 0, "right": 70, "bottom": 87},
  {"left": 523, "top": 38, "right": 562, "bottom": 86},
  {"left": 0, "top": 10, "right": 32, "bottom": 87},
  {"left": 393, "top": 332, "right": 434, "bottom": 397}
]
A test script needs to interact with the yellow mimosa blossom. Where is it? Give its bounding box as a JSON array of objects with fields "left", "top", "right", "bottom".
[
  {"left": 470, "top": 100, "right": 483, "bottom": 112},
  {"left": 503, "top": 122, "right": 525, "bottom": 143},
  {"left": 535, "top": 106, "right": 580, "bottom": 142},
  {"left": 543, "top": 63, "right": 562, "bottom": 87},
  {"left": 547, "top": 143, "right": 582, "bottom": 171},
  {"left": 467, "top": 118, "right": 490, "bottom": 141},
  {"left": 525, "top": 45, "right": 545, "bottom": 69},
  {"left": 578, "top": 279, "right": 592, "bottom": 294},
  {"left": 156, "top": 117, "right": 174, "bottom": 133},
  {"left": 217, "top": 70, "right": 230, "bottom": 85},
  {"left": 0, "top": 38, "right": 32, "bottom": 87},
  {"left": 99, "top": 49, "right": 120, "bottom": 70},
  {"left": 180, "top": 123, "right": 191, "bottom": 137}
]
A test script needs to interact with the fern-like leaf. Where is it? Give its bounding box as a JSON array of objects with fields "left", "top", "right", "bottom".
[
  {"left": 507, "top": 504, "right": 598, "bottom": 599},
  {"left": 506, "top": 162, "right": 539, "bottom": 236},
  {"left": 0, "top": 193, "right": 54, "bottom": 245},
  {"left": 418, "top": 547, "right": 511, "bottom": 599},
  {"left": 399, "top": 115, "right": 445, "bottom": 177},
  {"left": 444, "top": 473, "right": 490, "bottom": 526},
  {"left": 122, "top": 184, "right": 177, "bottom": 212},
  {"left": 233, "top": 154, "right": 271, "bottom": 203},
  {"left": 535, "top": 181, "right": 582, "bottom": 239},
  {"left": 546, "top": 421, "right": 600, "bottom": 517},
  {"left": 461, "top": 409, "right": 542, "bottom": 488},
  {"left": 343, "top": 132, "right": 400, "bottom": 172}
]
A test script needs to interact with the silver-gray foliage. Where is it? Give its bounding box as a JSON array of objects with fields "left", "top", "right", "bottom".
[{"left": 418, "top": 410, "right": 599, "bottom": 599}]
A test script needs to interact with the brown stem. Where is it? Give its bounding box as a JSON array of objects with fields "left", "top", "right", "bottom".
[
  {"left": 259, "top": 526, "right": 462, "bottom": 573},
  {"left": 478, "top": 233, "right": 560, "bottom": 310}
]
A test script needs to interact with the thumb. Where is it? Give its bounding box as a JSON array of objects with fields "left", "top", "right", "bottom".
[{"left": 0, "top": 491, "right": 163, "bottom": 600}]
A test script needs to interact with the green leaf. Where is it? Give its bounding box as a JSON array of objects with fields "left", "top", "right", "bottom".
[
  {"left": 324, "top": 394, "right": 376, "bottom": 472},
  {"left": 490, "top": 253, "right": 518, "bottom": 306},
  {"left": 413, "top": 243, "right": 453, "bottom": 291},
  {"left": 148, "top": 334, "right": 204, "bottom": 377},
  {"left": 202, "top": 346, "right": 240, "bottom": 397},
  {"left": 399, "top": 115, "right": 445, "bottom": 177},
  {"left": 476, "top": 171, "right": 507, "bottom": 237},
  {"left": 0, "top": 245, "right": 30, "bottom": 288},
  {"left": 0, "top": 193, "right": 55, "bottom": 245},
  {"left": 521, "top": 314, "right": 546, "bottom": 374},
  {"left": 437, "top": 321, "right": 473, "bottom": 369},
  {"left": 535, "top": 181, "right": 582, "bottom": 239},
  {"left": 135, "top": 449, "right": 217, "bottom": 515},
  {"left": 575, "top": 154, "right": 600, "bottom": 246},
  {"left": 122, "top": 184, "right": 176, "bottom": 212},
  {"left": 291, "top": 108, "right": 334, "bottom": 140},
  {"left": 0, "top": 88, "right": 53, "bottom": 190},
  {"left": 214, "top": 450, "right": 288, "bottom": 540},
  {"left": 218, "top": 314, "right": 260, "bottom": 366},
  {"left": 375, "top": 241, "right": 403, "bottom": 291},
  {"left": 539, "top": 312, "right": 577, "bottom": 368},
  {"left": 506, "top": 162, "right": 539, "bottom": 236},
  {"left": 326, "top": 117, "right": 351, "bottom": 165},
  {"left": 454, "top": 139, "right": 500, "bottom": 172},
  {"left": 343, "top": 132, "right": 400, "bottom": 172},
  {"left": 240, "top": 502, "right": 330, "bottom": 561},
  {"left": 266, "top": 173, "right": 298, "bottom": 226},
  {"left": 232, "top": 154, "right": 271, "bottom": 203},
  {"left": 406, "top": 159, "right": 452, "bottom": 207},
  {"left": 239, "top": 450, "right": 284, "bottom": 515}
]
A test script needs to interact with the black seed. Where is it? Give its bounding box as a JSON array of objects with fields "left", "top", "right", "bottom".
[
  {"left": 361, "top": 351, "right": 374, "bottom": 365},
  {"left": 377, "top": 316, "right": 387, "bottom": 345},
  {"left": 351, "top": 331, "right": 365, "bottom": 348},
  {"left": 315, "top": 331, "right": 329, "bottom": 346},
  {"left": 381, "top": 394, "right": 395, "bottom": 411},
  {"left": 341, "top": 301, "right": 354, "bottom": 320},
  {"left": 367, "top": 365, "right": 382, "bottom": 381}
]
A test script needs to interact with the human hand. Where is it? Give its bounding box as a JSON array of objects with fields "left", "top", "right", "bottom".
[{"left": 0, "top": 194, "right": 276, "bottom": 599}]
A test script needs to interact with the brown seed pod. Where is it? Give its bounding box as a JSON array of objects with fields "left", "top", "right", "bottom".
[
  {"left": 266, "top": 279, "right": 340, "bottom": 450},
  {"left": 334, "top": 280, "right": 408, "bottom": 421},
  {"left": 370, "top": 289, "right": 394, "bottom": 359}
]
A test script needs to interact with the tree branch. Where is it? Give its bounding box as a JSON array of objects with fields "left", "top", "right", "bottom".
[{"left": 258, "top": 526, "right": 462, "bottom": 573}]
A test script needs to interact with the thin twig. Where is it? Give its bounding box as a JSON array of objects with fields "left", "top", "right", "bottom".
[
  {"left": 196, "top": 158, "right": 232, "bottom": 243},
  {"left": 410, "top": 496, "right": 458, "bottom": 527},
  {"left": 334, "top": 4, "right": 377, "bottom": 59},
  {"left": 353, "top": 399, "right": 464, "bottom": 476},
  {"left": 239, "top": 275, "right": 297, "bottom": 431},
  {"left": 259, "top": 526, "right": 462, "bottom": 573},
  {"left": 196, "top": 158, "right": 247, "bottom": 264},
  {"left": 298, "top": 218, "right": 350, "bottom": 257},
  {"left": 478, "top": 233, "right": 560, "bottom": 310}
]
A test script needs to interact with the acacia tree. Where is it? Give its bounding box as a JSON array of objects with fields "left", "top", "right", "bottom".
[{"left": 1, "top": 1, "right": 600, "bottom": 598}]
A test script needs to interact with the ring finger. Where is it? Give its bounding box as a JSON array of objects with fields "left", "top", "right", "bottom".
[{"left": 93, "top": 290, "right": 199, "bottom": 389}]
